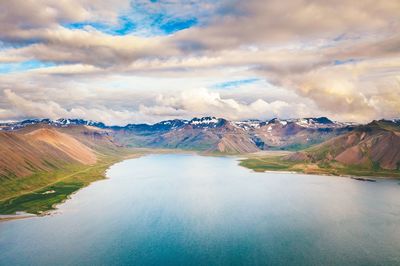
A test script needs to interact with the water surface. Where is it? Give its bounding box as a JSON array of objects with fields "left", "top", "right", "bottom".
[{"left": 1, "top": 154, "right": 400, "bottom": 265}]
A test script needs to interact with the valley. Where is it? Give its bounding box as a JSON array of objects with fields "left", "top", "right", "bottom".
[
  {"left": 0, "top": 116, "right": 399, "bottom": 216},
  {"left": 2, "top": 154, "right": 400, "bottom": 265}
]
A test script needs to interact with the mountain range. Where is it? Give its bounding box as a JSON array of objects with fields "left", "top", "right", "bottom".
[
  {"left": 0, "top": 116, "right": 355, "bottom": 152},
  {"left": 0, "top": 116, "right": 399, "bottom": 179}
]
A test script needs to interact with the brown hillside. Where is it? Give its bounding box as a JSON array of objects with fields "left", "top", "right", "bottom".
[
  {"left": 59, "top": 126, "right": 122, "bottom": 152},
  {"left": 27, "top": 128, "right": 96, "bottom": 165},
  {"left": 152, "top": 120, "right": 259, "bottom": 153},
  {"left": 287, "top": 120, "right": 400, "bottom": 170},
  {"left": 0, "top": 127, "right": 98, "bottom": 179}
]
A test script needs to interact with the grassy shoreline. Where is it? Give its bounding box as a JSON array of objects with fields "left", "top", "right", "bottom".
[
  {"left": 2, "top": 149, "right": 398, "bottom": 218},
  {"left": 239, "top": 155, "right": 400, "bottom": 179},
  {"left": 0, "top": 148, "right": 199, "bottom": 217},
  {"left": 0, "top": 152, "right": 142, "bottom": 216}
]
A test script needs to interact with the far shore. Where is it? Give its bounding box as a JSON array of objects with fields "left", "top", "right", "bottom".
[{"left": 0, "top": 214, "right": 36, "bottom": 222}]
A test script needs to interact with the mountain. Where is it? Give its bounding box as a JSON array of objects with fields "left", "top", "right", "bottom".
[
  {"left": 0, "top": 127, "right": 94, "bottom": 178},
  {"left": 0, "top": 124, "right": 121, "bottom": 179},
  {"left": 0, "top": 116, "right": 355, "bottom": 153},
  {"left": 120, "top": 119, "right": 189, "bottom": 132},
  {"left": 0, "top": 118, "right": 107, "bottom": 131},
  {"left": 1, "top": 116, "right": 399, "bottom": 180},
  {"left": 109, "top": 116, "right": 355, "bottom": 152},
  {"left": 111, "top": 117, "right": 256, "bottom": 153},
  {"left": 241, "top": 117, "right": 355, "bottom": 150},
  {"left": 109, "top": 116, "right": 352, "bottom": 153},
  {"left": 287, "top": 120, "right": 400, "bottom": 170},
  {"left": 150, "top": 117, "right": 260, "bottom": 153}
]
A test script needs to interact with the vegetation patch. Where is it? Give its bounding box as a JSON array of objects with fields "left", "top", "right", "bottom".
[
  {"left": 0, "top": 154, "right": 135, "bottom": 215},
  {"left": 239, "top": 156, "right": 296, "bottom": 172},
  {"left": 240, "top": 155, "right": 400, "bottom": 178}
]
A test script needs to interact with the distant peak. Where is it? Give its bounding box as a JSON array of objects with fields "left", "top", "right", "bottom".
[
  {"left": 267, "top": 118, "right": 279, "bottom": 124},
  {"left": 190, "top": 117, "right": 218, "bottom": 123},
  {"left": 267, "top": 118, "right": 288, "bottom": 126},
  {"left": 156, "top": 119, "right": 188, "bottom": 125},
  {"left": 189, "top": 117, "right": 226, "bottom": 128},
  {"left": 190, "top": 116, "right": 217, "bottom": 121},
  {"left": 309, "top": 117, "right": 334, "bottom": 124}
]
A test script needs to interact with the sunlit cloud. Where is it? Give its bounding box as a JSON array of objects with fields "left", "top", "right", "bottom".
[{"left": 0, "top": 0, "right": 399, "bottom": 123}]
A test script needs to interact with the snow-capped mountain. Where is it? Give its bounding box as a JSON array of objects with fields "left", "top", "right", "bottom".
[
  {"left": 232, "top": 117, "right": 354, "bottom": 131},
  {"left": 0, "top": 116, "right": 353, "bottom": 132},
  {"left": 0, "top": 118, "right": 107, "bottom": 131},
  {"left": 287, "top": 119, "right": 400, "bottom": 171},
  {"left": 188, "top": 117, "right": 227, "bottom": 128},
  {"left": 110, "top": 116, "right": 356, "bottom": 152},
  {"left": 121, "top": 119, "right": 189, "bottom": 132},
  {"left": 0, "top": 116, "right": 356, "bottom": 152}
]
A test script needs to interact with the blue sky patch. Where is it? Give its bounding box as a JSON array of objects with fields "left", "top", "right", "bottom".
[
  {"left": 65, "top": 21, "right": 107, "bottom": 31},
  {"left": 64, "top": 15, "right": 196, "bottom": 36},
  {"left": 114, "top": 16, "right": 136, "bottom": 35},
  {"left": 0, "top": 60, "right": 56, "bottom": 74},
  {"left": 334, "top": 58, "right": 358, "bottom": 65},
  {"left": 213, "top": 78, "right": 261, "bottom": 89},
  {"left": 63, "top": 1, "right": 206, "bottom": 37},
  {"left": 159, "top": 18, "right": 198, "bottom": 34},
  {"left": 64, "top": 16, "right": 137, "bottom": 36}
]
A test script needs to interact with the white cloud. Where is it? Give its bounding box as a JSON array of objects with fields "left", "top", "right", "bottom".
[
  {"left": 2, "top": 87, "right": 318, "bottom": 124},
  {"left": 139, "top": 88, "right": 315, "bottom": 121},
  {"left": 0, "top": 0, "right": 399, "bottom": 123},
  {"left": 3, "top": 89, "right": 142, "bottom": 125}
]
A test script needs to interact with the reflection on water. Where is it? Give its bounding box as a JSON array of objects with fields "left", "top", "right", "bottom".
[{"left": 1, "top": 154, "right": 399, "bottom": 265}]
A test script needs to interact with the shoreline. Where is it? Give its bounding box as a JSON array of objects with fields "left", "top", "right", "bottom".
[
  {"left": 0, "top": 151, "right": 144, "bottom": 218},
  {"left": 240, "top": 163, "right": 398, "bottom": 181},
  {"left": 238, "top": 153, "right": 400, "bottom": 180},
  {"left": 0, "top": 214, "right": 36, "bottom": 222},
  {"left": 0, "top": 149, "right": 201, "bottom": 221},
  {"left": 1, "top": 150, "right": 397, "bottom": 221}
]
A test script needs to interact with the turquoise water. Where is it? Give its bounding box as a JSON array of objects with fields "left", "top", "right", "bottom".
[{"left": 1, "top": 154, "right": 400, "bottom": 265}]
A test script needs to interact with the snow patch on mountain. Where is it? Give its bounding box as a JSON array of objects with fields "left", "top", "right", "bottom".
[{"left": 190, "top": 117, "right": 219, "bottom": 125}]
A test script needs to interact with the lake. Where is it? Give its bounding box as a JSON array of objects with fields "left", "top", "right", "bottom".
[{"left": 1, "top": 154, "right": 400, "bottom": 265}]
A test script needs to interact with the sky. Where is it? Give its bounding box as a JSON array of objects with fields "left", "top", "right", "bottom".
[{"left": 0, "top": 0, "right": 399, "bottom": 125}]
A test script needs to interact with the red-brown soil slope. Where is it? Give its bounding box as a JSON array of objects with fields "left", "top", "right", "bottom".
[
  {"left": 0, "top": 127, "right": 98, "bottom": 179},
  {"left": 287, "top": 120, "right": 400, "bottom": 170}
]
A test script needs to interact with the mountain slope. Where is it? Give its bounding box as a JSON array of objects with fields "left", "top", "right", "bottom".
[
  {"left": 1, "top": 116, "right": 354, "bottom": 153},
  {"left": 110, "top": 116, "right": 353, "bottom": 153},
  {"left": 0, "top": 124, "right": 131, "bottom": 214},
  {"left": 57, "top": 125, "right": 122, "bottom": 155},
  {"left": 287, "top": 120, "right": 400, "bottom": 170},
  {"left": 155, "top": 118, "right": 259, "bottom": 153},
  {"left": 248, "top": 117, "right": 354, "bottom": 150},
  {"left": 27, "top": 128, "right": 96, "bottom": 165},
  {"left": 0, "top": 127, "right": 103, "bottom": 179}
]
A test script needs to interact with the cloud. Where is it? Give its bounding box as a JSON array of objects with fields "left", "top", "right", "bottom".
[
  {"left": 140, "top": 88, "right": 314, "bottom": 121},
  {"left": 3, "top": 0, "right": 397, "bottom": 66},
  {"left": 0, "top": 0, "right": 128, "bottom": 31},
  {"left": 2, "top": 87, "right": 317, "bottom": 124},
  {"left": 4, "top": 89, "right": 69, "bottom": 119},
  {"left": 29, "top": 64, "right": 102, "bottom": 75},
  {"left": 2, "top": 27, "right": 178, "bottom": 68},
  {"left": 172, "top": 0, "right": 399, "bottom": 53},
  {"left": 0, "top": 0, "right": 399, "bottom": 123},
  {"left": 3, "top": 89, "right": 142, "bottom": 125},
  {"left": 266, "top": 56, "right": 400, "bottom": 122}
]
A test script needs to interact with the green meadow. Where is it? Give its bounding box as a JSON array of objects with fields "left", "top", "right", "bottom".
[
  {"left": 0, "top": 154, "right": 136, "bottom": 215},
  {"left": 240, "top": 155, "right": 400, "bottom": 179}
]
